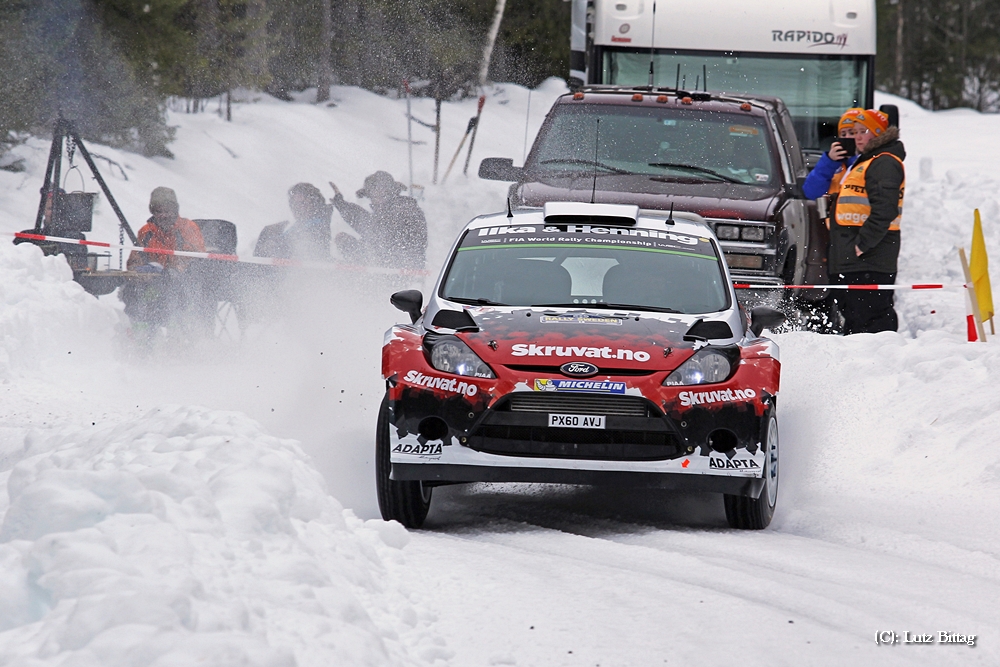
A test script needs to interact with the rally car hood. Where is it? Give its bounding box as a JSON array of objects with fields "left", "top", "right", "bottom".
[{"left": 447, "top": 308, "right": 707, "bottom": 372}]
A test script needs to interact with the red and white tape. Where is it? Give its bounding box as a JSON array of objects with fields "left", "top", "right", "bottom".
[
  {"left": 733, "top": 282, "right": 968, "bottom": 291},
  {"left": 6, "top": 231, "right": 430, "bottom": 276}
]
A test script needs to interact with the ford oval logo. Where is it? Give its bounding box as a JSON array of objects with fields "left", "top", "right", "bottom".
[{"left": 560, "top": 361, "right": 599, "bottom": 377}]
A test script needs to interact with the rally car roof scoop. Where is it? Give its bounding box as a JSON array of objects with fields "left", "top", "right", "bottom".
[
  {"left": 430, "top": 309, "right": 479, "bottom": 331},
  {"left": 683, "top": 318, "right": 734, "bottom": 342},
  {"left": 543, "top": 202, "right": 639, "bottom": 226}
]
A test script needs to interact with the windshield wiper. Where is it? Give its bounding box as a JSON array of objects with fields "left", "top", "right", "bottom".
[
  {"left": 648, "top": 162, "right": 743, "bottom": 184},
  {"left": 447, "top": 296, "right": 509, "bottom": 306},
  {"left": 538, "top": 158, "right": 636, "bottom": 175},
  {"left": 535, "top": 302, "right": 682, "bottom": 314}
]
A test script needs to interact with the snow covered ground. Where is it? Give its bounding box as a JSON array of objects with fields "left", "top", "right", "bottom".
[{"left": 1, "top": 83, "right": 999, "bottom": 665}]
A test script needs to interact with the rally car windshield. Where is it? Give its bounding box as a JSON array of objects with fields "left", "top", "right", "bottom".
[{"left": 441, "top": 222, "right": 730, "bottom": 314}]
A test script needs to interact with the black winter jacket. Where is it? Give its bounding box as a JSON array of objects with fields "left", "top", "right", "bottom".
[
  {"left": 333, "top": 194, "right": 427, "bottom": 268},
  {"left": 829, "top": 127, "right": 905, "bottom": 275}
]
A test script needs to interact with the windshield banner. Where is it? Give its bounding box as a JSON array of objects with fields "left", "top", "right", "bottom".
[{"left": 459, "top": 224, "right": 718, "bottom": 260}]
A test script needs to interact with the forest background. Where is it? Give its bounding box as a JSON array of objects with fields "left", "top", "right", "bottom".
[{"left": 1, "top": 0, "right": 998, "bottom": 157}]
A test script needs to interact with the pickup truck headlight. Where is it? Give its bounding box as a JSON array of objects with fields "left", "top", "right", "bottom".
[
  {"left": 429, "top": 336, "right": 495, "bottom": 378},
  {"left": 663, "top": 347, "right": 739, "bottom": 386},
  {"left": 716, "top": 224, "right": 740, "bottom": 240}
]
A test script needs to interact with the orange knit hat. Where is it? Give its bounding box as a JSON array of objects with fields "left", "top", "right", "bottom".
[
  {"left": 854, "top": 109, "right": 890, "bottom": 137},
  {"left": 838, "top": 108, "right": 864, "bottom": 132}
]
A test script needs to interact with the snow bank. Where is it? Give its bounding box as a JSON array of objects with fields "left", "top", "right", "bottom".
[
  {"left": 777, "top": 329, "right": 1000, "bottom": 563},
  {"left": 0, "top": 79, "right": 568, "bottom": 265},
  {"left": 872, "top": 94, "right": 1000, "bottom": 337},
  {"left": 0, "top": 242, "right": 119, "bottom": 379},
  {"left": 0, "top": 406, "right": 449, "bottom": 666}
]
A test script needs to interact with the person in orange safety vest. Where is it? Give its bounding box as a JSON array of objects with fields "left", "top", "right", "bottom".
[
  {"left": 127, "top": 187, "right": 205, "bottom": 270},
  {"left": 802, "top": 107, "right": 864, "bottom": 205},
  {"left": 122, "top": 187, "right": 210, "bottom": 340},
  {"left": 829, "top": 109, "right": 905, "bottom": 334}
]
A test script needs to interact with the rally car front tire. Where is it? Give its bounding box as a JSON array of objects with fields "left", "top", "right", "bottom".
[
  {"left": 376, "top": 394, "right": 432, "bottom": 528},
  {"left": 724, "top": 409, "right": 778, "bottom": 530}
]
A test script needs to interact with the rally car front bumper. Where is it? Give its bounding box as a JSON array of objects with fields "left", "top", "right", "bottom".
[{"left": 387, "top": 383, "right": 773, "bottom": 498}]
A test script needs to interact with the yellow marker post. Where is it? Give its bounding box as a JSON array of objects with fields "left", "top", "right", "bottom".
[{"left": 970, "top": 209, "right": 995, "bottom": 334}]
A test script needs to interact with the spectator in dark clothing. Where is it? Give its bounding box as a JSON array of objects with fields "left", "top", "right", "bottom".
[
  {"left": 254, "top": 183, "right": 332, "bottom": 260},
  {"left": 331, "top": 171, "right": 427, "bottom": 269},
  {"left": 829, "top": 110, "right": 905, "bottom": 334}
]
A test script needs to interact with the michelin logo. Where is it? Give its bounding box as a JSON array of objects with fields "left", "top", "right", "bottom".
[
  {"left": 512, "top": 344, "right": 651, "bottom": 362},
  {"left": 678, "top": 387, "right": 756, "bottom": 407},
  {"left": 535, "top": 379, "right": 626, "bottom": 394},
  {"left": 403, "top": 370, "right": 479, "bottom": 397}
]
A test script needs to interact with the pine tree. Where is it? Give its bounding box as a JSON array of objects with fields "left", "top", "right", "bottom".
[{"left": 0, "top": 0, "right": 178, "bottom": 156}]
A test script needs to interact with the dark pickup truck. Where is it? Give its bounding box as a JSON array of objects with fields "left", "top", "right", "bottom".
[{"left": 480, "top": 87, "right": 829, "bottom": 294}]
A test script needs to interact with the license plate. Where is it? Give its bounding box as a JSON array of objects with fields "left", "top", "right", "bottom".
[{"left": 548, "top": 413, "right": 606, "bottom": 429}]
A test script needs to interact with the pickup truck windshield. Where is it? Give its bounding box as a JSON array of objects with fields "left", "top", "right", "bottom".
[
  {"left": 441, "top": 223, "right": 730, "bottom": 314},
  {"left": 604, "top": 50, "right": 869, "bottom": 150},
  {"left": 528, "top": 105, "right": 778, "bottom": 187}
]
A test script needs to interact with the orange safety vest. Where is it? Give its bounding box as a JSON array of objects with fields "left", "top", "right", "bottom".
[
  {"left": 834, "top": 153, "right": 904, "bottom": 231},
  {"left": 826, "top": 163, "right": 848, "bottom": 196},
  {"left": 127, "top": 217, "right": 205, "bottom": 271}
]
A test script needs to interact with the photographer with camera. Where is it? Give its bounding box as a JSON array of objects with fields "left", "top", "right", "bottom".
[
  {"left": 829, "top": 109, "right": 906, "bottom": 335},
  {"left": 803, "top": 108, "right": 864, "bottom": 219}
]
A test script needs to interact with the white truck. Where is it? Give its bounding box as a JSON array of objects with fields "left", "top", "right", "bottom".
[{"left": 570, "top": 0, "right": 877, "bottom": 154}]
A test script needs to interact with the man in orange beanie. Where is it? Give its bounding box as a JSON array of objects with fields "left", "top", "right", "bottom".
[{"left": 829, "top": 109, "right": 905, "bottom": 334}]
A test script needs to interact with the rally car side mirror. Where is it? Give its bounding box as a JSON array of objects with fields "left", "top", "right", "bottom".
[
  {"left": 749, "top": 306, "right": 786, "bottom": 337},
  {"left": 391, "top": 290, "right": 423, "bottom": 323}
]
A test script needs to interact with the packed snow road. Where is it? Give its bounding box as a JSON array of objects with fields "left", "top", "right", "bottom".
[
  {"left": 391, "top": 331, "right": 1000, "bottom": 667},
  {"left": 1, "top": 83, "right": 999, "bottom": 665}
]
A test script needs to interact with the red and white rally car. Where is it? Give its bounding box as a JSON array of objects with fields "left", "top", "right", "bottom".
[{"left": 378, "top": 202, "right": 785, "bottom": 529}]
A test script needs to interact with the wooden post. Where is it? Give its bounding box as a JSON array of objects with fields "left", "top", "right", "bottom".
[
  {"left": 959, "top": 247, "right": 987, "bottom": 341},
  {"left": 462, "top": 95, "right": 486, "bottom": 176},
  {"left": 441, "top": 128, "right": 471, "bottom": 184}
]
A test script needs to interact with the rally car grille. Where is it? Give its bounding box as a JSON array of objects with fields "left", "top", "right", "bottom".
[
  {"left": 469, "top": 425, "right": 680, "bottom": 461},
  {"left": 505, "top": 393, "right": 653, "bottom": 417}
]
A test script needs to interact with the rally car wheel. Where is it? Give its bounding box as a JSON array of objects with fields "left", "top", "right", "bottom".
[
  {"left": 724, "top": 409, "right": 778, "bottom": 530},
  {"left": 376, "top": 395, "right": 432, "bottom": 528}
]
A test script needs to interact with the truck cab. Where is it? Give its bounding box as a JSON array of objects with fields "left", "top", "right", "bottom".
[{"left": 480, "top": 88, "right": 827, "bottom": 290}]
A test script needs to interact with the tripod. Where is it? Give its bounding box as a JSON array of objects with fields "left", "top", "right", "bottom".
[{"left": 34, "top": 114, "right": 137, "bottom": 246}]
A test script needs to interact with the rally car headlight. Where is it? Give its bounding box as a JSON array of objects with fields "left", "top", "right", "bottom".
[
  {"left": 663, "top": 347, "right": 739, "bottom": 386},
  {"left": 429, "top": 336, "right": 495, "bottom": 378}
]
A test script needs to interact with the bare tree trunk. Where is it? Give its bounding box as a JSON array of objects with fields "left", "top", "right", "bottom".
[
  {"left": 195, "top": 0, "right": 220, "bottom": 100},
  {"left": 433, "top": 97, "right": 441, "bottom": 184},
  {"left": 317, "top": 0, "right": 333, "bottom": 102},
  {"left": 895, "top": 0, "right": 904, "bottom": 95},
  {"left": 478, "top": 0, "right": 508, "bottom": 86}
]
